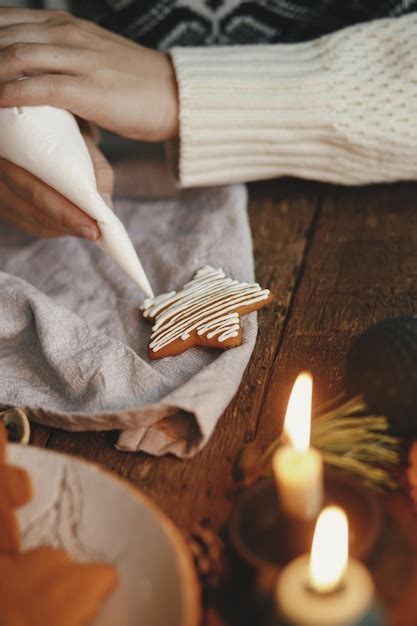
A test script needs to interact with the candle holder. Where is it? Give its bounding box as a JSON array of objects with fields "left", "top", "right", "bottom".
[{"left": 229, "top": 470, "right": 382, "bottom": 570}]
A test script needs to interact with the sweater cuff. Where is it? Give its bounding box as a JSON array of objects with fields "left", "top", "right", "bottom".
[
  {"left": 171, "top": 42, "right": 333, "bottom": 187},
  {"left": 170, "top": 14, "right": 417, "bottom": 187}
]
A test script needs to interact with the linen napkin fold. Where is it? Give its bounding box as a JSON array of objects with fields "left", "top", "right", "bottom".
[{"left": 0, "top": 184, "right": 258, "bottom": 456}]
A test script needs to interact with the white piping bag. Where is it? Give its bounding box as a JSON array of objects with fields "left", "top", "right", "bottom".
[{"left": 0, "top": 105, "right": 154, "bottom": 298}]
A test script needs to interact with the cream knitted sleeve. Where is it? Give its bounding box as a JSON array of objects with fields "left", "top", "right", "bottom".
[{"left": 170, "top": 12, "right": 417, "bottom": 188}]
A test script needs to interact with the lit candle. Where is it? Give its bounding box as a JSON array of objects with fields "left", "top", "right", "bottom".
[
  {"left": 275, "top": 506, "right": 385, "bottom": 626},
  {"left": 272, "top": 373, "right": 323, "bottom": 520}
]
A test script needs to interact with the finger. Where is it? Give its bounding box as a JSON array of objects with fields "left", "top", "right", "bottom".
[
  {"left": 0, "top": 158, "right": 100, "bottom": 240},
  {"left": 0, "top": 23, "right": 93, "bottom": 50},
  {"left": 0, "top": 8, "right": 75, "bottom": 27},
  {"left": 0, "top": 9, "right": 138, "bottom": 55},
  {"left": 83, "top": 134, "right": 115, "bottom": 205},
  {"left": 0, "top": 44, "right": 93, "bottom": 81},
  {"left": 0, "top": 74, "right": 90, "bottom": 114},
  {"left": 0, "top": 178, "right": 71, "bottom": 238}
]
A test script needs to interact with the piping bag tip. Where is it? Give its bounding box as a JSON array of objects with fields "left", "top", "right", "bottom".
[
  {"left": 125, "top": 243, "right": 154, "bottom": 299},
  {"left": 140, "top": 276, "right": 155, "bottom": 300},
  {"left": 96, "top": 217, "right": 155, "bottom": 300}
]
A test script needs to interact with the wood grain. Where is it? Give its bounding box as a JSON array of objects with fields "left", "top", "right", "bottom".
[
  {"left": 261, "top": 182, "right": 417, "bottom": 438},
  {"left": 258, "top": 181, "right": 417, "bottom": 626}
]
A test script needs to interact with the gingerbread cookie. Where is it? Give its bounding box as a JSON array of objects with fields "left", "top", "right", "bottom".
[
  {"left": 141, "top": 266, "right": 272, "bottom": 359},
  {"left": 0, "top": 547, "right": 117, "bottom": 626},
  {"left": 0, "top": 423, "right": 32, "bottom": 554},
  {"left": 0, "top": 423, "right": 118, "bottom": 625}
]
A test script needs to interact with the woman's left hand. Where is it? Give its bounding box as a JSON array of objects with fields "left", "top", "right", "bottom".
[{"left": 0, "top": 7, "right": 179, "bottom": 142}]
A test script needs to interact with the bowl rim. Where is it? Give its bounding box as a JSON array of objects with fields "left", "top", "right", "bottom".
[{"left": 9, "top": 443, "right": 201, "bottom": 626}]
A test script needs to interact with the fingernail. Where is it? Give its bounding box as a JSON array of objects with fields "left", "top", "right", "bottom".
[{"left": 80, "top": 226, "right": 99, "bottom": 241}]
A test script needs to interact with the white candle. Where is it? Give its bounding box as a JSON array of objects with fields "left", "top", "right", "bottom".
[
  {"left": 275, "top": 507, "right": 382, "bottom": 626},
  {"left": 272, "top": 373, "right": 323, "bottom": 520}
]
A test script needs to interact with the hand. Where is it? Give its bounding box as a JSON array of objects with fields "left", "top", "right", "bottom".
[
  {"left": 0, "top": 128, "right": 114, "bottom": 240},
  {"left": 0, "top": 8, "right": 179, "bottom": 142}
]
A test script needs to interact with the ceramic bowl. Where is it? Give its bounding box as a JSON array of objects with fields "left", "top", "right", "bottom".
[{"left": 9, "top": 445, "right": 200, "bottom": 626}]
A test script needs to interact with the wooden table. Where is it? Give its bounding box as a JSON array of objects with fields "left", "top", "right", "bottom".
[{"left": 30, "top": 177, "right": 417, "bottom": 626}]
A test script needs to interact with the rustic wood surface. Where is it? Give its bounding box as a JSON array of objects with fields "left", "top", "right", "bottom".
[{"left": 30, "top": 177, "right": 417, "bottom": 626}]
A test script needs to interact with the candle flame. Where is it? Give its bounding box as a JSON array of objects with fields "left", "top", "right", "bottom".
[
  {"left": 283, "top": 372, "right": 312, "bottom": 452},
  {"left": 309, "top": 506, "right": 349, "bottom": 593}
]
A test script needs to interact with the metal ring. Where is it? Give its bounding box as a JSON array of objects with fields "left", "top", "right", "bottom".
[{"left": 1, "top": 408, "right": 31, "bottom": 444}]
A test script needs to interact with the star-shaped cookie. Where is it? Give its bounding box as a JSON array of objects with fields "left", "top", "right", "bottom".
[
  {"left": 141, "top": 266, "right": 272, "bottom": 359},
  {"left": 0, "top": 547, "right": 117, "bottom": 626}
]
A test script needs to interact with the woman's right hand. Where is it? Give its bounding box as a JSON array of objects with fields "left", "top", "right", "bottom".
[
  {"left": 0, "top": 8, "right": 179, "bottom": 142},
  {"left": 0, "top": 131, "right": 113, "bottom": 240}
]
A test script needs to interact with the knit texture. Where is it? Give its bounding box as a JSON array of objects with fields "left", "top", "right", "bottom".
[
  {"left": 171, "top": 13, "right": 417, "bottom": 187},
  {"left": 69, "top": 0, "right": 417, "bottom": 48}
]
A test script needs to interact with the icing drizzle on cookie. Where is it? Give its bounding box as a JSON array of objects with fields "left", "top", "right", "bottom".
[{"left": 141, "top": 266, "right": 271, "bottom": 353}]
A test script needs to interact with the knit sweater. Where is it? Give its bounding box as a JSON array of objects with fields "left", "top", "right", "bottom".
[
  {"left": 170, "top": 12, "right": 417, "bottom": 187},
  {"left": 71, "top": 0, "right": 416, "bottom": 48},
  {"left": 68, "top": 3, "right": 417, "bottom": 187}
]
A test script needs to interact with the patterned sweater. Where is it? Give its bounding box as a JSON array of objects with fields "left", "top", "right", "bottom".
[
  {"left": 69, "top": 1, "right": 416, "bottom": 48},
  {"left": 61, "top": 3, "right": 417, "bottom": 185}
]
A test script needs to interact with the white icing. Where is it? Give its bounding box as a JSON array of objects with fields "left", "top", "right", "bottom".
[
  {"left": 142, "top": 266, "right": 270, "bottom": 353},
  {"left": 0, "top": 106, "right": 153, "bottom": 298}
]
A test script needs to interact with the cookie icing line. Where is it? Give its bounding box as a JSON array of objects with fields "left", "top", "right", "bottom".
[
  {"left": 152, "top": 285, "right": 263, "bottom": 334},
  {"left": 141, "top": 266, "right": 270, "bottom": 353},
  {"left": 149, "top": 292, "right": 267, "bottom": 351}
]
